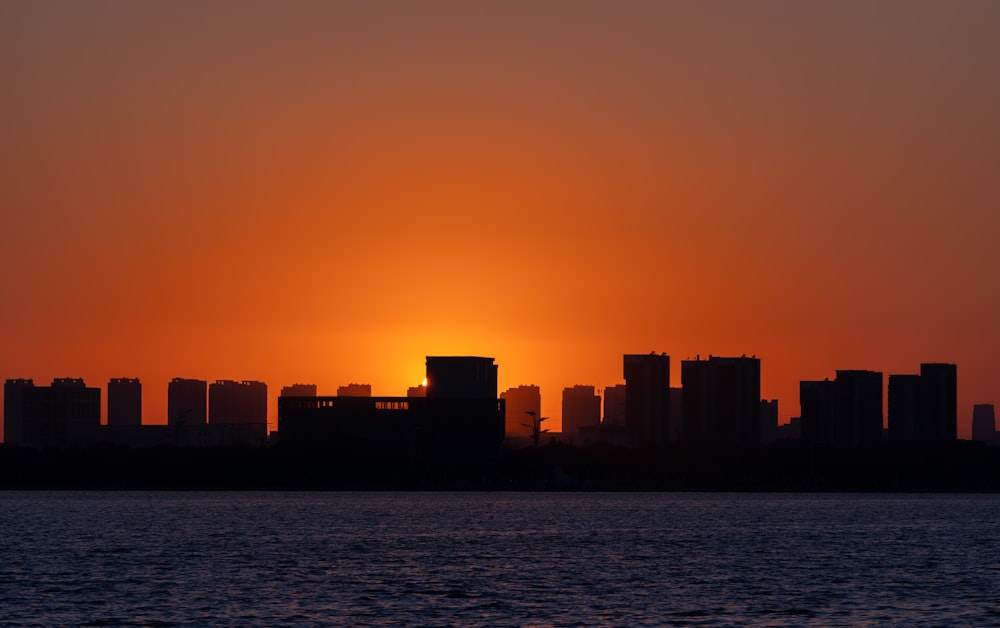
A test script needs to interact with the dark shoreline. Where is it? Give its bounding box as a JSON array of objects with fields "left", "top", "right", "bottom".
[{"left": 3, "top": 440, "right": 1000, "bottom": 492}]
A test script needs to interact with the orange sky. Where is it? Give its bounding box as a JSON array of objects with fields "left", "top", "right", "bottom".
[{"left": 2, "top": 1, "right": 998, "bottom": 436}]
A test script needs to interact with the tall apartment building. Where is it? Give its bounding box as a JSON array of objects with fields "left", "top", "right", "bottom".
[
  {"left": 500, "top": 385, "right": 541, "bottom": 437},
  {"left": 623, "top": 353, "right": 670, "bottom": 446},
  {"left": 561, "top": 385, "right": 601, "bottom": 433},
  {"left": 108, "top": 378, "right": 142, "bottom": 427},
  {"left": 167, "top": 378, "right": 207, "bottom": 426}
]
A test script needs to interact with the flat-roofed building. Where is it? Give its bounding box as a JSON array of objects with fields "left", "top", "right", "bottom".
[
  {"left": 561, "top": 385, "right": 601, "bottom": 433},
  {"left": 800, "top": 379, "right": 836, "bottom": 444},
  {"left": 337, "top": 383, "right": 372, "bottom": 397},
  {"left": 834, "top": 370, "right": 883, "bottom": 447},
  {"left": 168, "top": 378, "right": 207, "bottom": 426},
  {"left": 280, "top": 384, "right": 317, "bottom": 397},
  {"left": 108, "top": 378, "right": 142, "bottom": 427},
  {"left": 426, "top": 356, "right": 498, "bottom": 400},
  {"left": 682, "top": 356, "right": 761, "bottom": 447},
  {"left": 4, "top": 378, "right": 33, "bottom": 445},
  {"left": 920, "top": 363, "right": 957, "bottom": 441},
  {"left": 279, "top": 356, "right": 504, "bottom": 456},
  {"left": 209, "top": 380, "right": 267, "bottom": 426},
  {"left": 5, "top": 378, "right": 100, "bottom": 449},
  {"left": 624, "top": 353, "right": 670, "bottom": 446},
  {"left": 603, "top": 384, "right": 626, "bottom": 426},
  {"left": 500, "top": 385, "right": 541, "bottom": 437}
]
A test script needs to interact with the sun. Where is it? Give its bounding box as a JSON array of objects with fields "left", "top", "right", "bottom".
[{"left": 422, "top": 378, "right": 428, "bottom": 387}]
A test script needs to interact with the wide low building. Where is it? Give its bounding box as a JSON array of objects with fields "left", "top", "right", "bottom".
[
  {"left": 277, "top": 356, "right": 505, "bottom": 457},
  {"left": 277, "top": 395, "right": 504, "bottom": 456}
]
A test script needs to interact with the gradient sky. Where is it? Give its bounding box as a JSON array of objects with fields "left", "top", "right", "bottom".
[{"left": 2, "top": 1, "right": 998, "bottom": 436}]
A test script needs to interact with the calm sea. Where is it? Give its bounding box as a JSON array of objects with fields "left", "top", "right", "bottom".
[{"left": 2, "top": 492, "right": 999, "bottom": 626}]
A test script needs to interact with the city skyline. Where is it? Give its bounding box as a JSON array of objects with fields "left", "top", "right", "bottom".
[
  {"left": 2, "top": 2, "right": 998, "bottom": 438},
  {"left": 1, "top": 352, "right": 981, "bottom": 442}
]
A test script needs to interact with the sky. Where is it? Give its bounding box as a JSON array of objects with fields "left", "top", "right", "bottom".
[{"left": 2, "top": 1, "right": 998, "bottom": 436}]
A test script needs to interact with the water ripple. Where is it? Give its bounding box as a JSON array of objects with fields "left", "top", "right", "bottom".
[{"left": 3, "top": 492, "right": 1000, "bottom": 625}]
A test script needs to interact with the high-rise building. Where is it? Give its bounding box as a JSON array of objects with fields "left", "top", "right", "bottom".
[
  {"left": 971, "top": 404, "right": 996, "bottom": 443},
  {"left": 887, "top": 363, "right": 957, "bottom": 443},
  {"left": 834, "top": 370, "right": 883, "bottom": 447},
  {"left": 209, "top": 380, "right": 267, "bottom": 426},
  {"left": 4, "top": 378, "right": 100, "bottom": 449},
  {"left": 623, "top": 353, "right": 670, "bottom": 446},
  {"left": 425, "top": 356, "right": 498, "bottom": 399},
  {"left": 337, "top": 383, "right": 372, "bottom": 397},
  {"left": 167, "top": 378, "right": 207, "bottom": 426},
  {"left": 800, "top": 379, "right": 836, "bottom": 444},
  {"left": 682, "top": 356, "right": 761, "bottom": 447},
  {"left": 4, "top": 378, "right": 34, "bottom": 445},
  {"left": 500, "top": 385, "right": 541, "bottom": 437},
  {"left": 108, "top": 378, "right": 142, "bottom": 427},
  {"left": 603, "top": 384, "right": 626, "bottom": 426},
  {"left": 561, "top": 385, "right": 601, "bottom": 433},
  {"left": 920, "top": 363, "right": 957, "bottom": 441},
  {"left": 801, "top": 371, "right": 882, "bottom": 447},
  {"left": 280, "top": 384, "right": 317, "bottom": 397}
]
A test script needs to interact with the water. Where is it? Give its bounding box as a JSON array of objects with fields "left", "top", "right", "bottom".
[{"left": 2, "top": 492, "right": 1000, "bottom": 626}]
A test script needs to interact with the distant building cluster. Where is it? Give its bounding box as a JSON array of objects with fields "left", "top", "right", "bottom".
[
  {"left": 3, "top": 351, "right": 994, "bottom": 453},
  {"left": 4, "top": 377, "right": 269, "bottom": 450},
  {"left": 505, "top": 354, "right": 974, "bottom": 450}
]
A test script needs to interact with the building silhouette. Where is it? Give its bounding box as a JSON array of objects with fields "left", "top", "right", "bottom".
[
  {"left": 834, "top": 370, "right": 883, "bottom": 447},
  {"left": 4, "top": 378, "right": 32, "bottom": 445},
  {"left": 337, "top": 383, "right": 372, "bottom": 397},
  {"left": 888, "top": 363, "right": 957, "bottom": 442},
  {"left": 3, "top": 378, "right": 100, "bottom": 449},
  {"left": 971, "top": 404, "right": 996, "bottom": 443},
  {"left": 603, "top": 384, "right": 626, "bottom": 426},
  {"left": 623, "top": 353, "right": 671, "bottom": 446},
  {"left": 108, "top": 378, "right": 141, "bottom": 427},
  {"left": 561, "top": 385, "right": 601, "bottom": 433},
  {"left": 682, "top": 356, "right": 761, "bottom": 447},
  {"left": 801, "top": 371, "right": 883, "bottom": 447},
  {"left": 209, "top": 380, "right": 267, "bottom": 426},
  {"left": 205, "top": 380, "right": 267, "bottom": 448},
  {"left": 800, "top": 379, "right": 836, "bottom": 444},
  {"left": 500, "top": 385, "right": 541, "bottom": 437},
  {"left": 407, "top": 384, "right": 427, "bottom": 398},
  {"left": 426, "top": 356, "right": 498, "bottom": 399},
  {"left": 920, "top": 363, "right": 957, "bottom": 441},
  {"left": 278, "top": 356, "right": 504, "bottom": 456},
  {"left": 280, "top": 384, "right": 317, "bottom": 397},
  {"left": 168, "top": 378, "right": 207, "bottom": 426}
]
